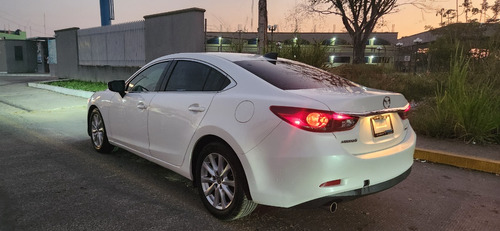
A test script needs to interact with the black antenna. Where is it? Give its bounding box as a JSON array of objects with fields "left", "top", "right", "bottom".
[{"left": 263, "top": 52, "right": 278, "bottom": 60}]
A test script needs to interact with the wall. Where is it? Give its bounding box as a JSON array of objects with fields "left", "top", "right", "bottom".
[
  {"left": 0, "top": 40, "right": 37, "bottom": 73},
  {"left": 52, "top": 8, "right": 206, "bottom": 82},
  {"left": 78, "top": 21, "right": 145, "bottom": 67},
  {"left": 0, "top": 42, "right": 6, "bottom": 72},
  {"left": 53, "top": 28, "right": 80, "bottom": 79},
  {"left": 144, "top": 8, "right": 206, "bottom": 62}
]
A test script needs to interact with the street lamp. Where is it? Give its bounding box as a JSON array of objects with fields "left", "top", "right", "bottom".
[
  {"left": 395, "top": 42, "right": 403, "bottom": 71},
  {"left": 268, "top": 24, "right": 278, "bottom": 52},
  {"left": 413, "top": 38, "right": 422, "bottom": 75},
  {"left": 218, "top": 36, "right": 222, "bottom": 52},
  {"left": 376, "top": 46, "right": 382, "bottom": 64}
]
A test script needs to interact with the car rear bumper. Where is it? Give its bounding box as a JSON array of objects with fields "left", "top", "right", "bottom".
[
  {"left": 239, "top": 122, "right": 416, "bottom": 208},
  {"left": 293, "top": 167, "right": 412, "bottom": 208}
]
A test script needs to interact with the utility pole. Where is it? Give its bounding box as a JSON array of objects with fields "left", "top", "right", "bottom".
[{"left": 257, "top": 0, "right": 268, "bottom": 54}]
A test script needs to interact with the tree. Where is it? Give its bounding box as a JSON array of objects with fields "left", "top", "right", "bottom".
[
  {"left": 257, "top": 0, "right": 268, "bottom": 54},
  {"left": 308, "top": 0, "right": 398, "bottom": 64},
  {"left": 489, "top": 0, "right": 500, "bottom": 22}
]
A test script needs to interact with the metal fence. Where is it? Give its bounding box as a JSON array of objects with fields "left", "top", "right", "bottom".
[{"left": 78, "top": 21, "right": 145, "bottom": 67}]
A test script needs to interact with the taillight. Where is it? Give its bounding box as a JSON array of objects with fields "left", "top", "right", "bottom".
[
  {"left": 270, "top": 106, "right": 358, "bottom": 132},
  {"left": 398, "top": 104, "right": 411, "bottom": 120}
]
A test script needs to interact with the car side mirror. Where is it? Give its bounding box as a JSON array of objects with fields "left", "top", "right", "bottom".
[{"left": 108, "top": 80, "right": 126, "bottom": 97}]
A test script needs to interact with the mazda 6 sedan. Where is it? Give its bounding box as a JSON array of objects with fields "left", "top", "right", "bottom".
[{"left": 87, "top": 52, "right": 416, "bottom": 220}]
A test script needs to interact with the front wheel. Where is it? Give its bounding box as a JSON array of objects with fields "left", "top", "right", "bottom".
[
  {"left": 89, "top": 108, "right": 114, "bottom": 153},
  {"left": 196, "top": 142, "right": 257, "bottom": 220}
]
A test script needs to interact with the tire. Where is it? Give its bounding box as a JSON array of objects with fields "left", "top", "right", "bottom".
[
  {"left": 89, "top": 108, "right": 114, "bottom": 153},
  {"left": 196, "top": 142, "right": 257, "bottom": 220}
]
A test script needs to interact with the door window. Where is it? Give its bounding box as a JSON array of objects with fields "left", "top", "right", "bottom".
[
  {"left": 204, "top": 69, "right": 231, "bottom": 91},
  {"left": 166, "top": 61, "right": 230, "bottom": 91},
  {"left": 127, "top": 62, "right": 169, "bottom": 92}
]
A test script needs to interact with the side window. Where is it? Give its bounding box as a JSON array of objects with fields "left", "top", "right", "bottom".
[
  {"left": 204, "top": 69, "right": 230, "bottom": 91},
  {"left": 127, "top": 62, "right": 168, "bottom": 92},
  {"left": 166, "top": 61, "right": 211, "bottom": 91}
]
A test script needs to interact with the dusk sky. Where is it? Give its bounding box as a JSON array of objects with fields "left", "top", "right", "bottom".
[{"left": 0, "top": 0, "right": 495, "bottom": 39}]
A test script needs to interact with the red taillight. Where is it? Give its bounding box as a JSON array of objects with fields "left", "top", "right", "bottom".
[
  {"left": 270, "top": 106, "right": 358, "bottom": 132},
  {"left": 398, "top": 104, "right": 411, "bottom": 120},
  {"left": 319, "top": 179, "right": 342, "bottom": 187}
]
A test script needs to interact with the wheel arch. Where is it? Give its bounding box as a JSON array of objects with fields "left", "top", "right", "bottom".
[
  {"left": 191, "top": 135, "right": 253, "bottom": 200},
  {"left": 87, "top": 105, "right": 98, "bottom": 136}
]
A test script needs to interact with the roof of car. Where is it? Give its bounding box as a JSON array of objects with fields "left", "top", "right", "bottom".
[{"left": 156, "top": 52, "right": 272, "bottom": 63}]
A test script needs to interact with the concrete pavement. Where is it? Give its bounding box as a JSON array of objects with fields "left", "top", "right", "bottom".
[{"left": 16, "top": 74, "right": 500, "bottom": 175}]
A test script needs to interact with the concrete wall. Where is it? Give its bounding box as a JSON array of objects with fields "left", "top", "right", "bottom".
[
  {"left": 0, "top": 42, "right": 6, "bottom": 72},
  {"left": 76, "top": 65, "right": 140, "bottom": 82},
  {"left": 53, "top": 28, "right": 80, "bottom": 79},
  {"left": 52, "top": 8, "right": 206, "bottom": 82},
  {"left": 0, "top": 40, "right": 37, "bottom": 73},
  {"left": 78, "top": 21, "right": 145, "bottom": 67},
  {"left": 144, "top": 8, "right": 206, "bottom": 62}
]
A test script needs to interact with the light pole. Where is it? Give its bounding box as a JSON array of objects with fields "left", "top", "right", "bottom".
[
  {"left": 395, "top": 42, "right": 403, "bottom": 71},
  {"left": 413, "top": 38, "right": 422, "bottom": 75},
  {"left": 376, "top": 46, "right": 382, "bottom": 65},
  {"left": 268, "top": 24, "right": 277, "bottom": 52},
  {"left": 218, "top": 36, "right": 222, "bottom": 52}
]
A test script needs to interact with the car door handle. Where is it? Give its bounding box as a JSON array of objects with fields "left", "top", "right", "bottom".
[
  {"left": 137, "top": 102, "right": 147, "bottom": 110},
  {"left": 188, "top": 104, "right": 205, "bottom": 112}
]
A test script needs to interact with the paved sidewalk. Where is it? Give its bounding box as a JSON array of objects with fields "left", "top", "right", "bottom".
[
  {"left": 416, "top": 136, "right": 499, "bottom": 174},
  {"left": 24, "top": 76, "right": 500, "bottom": 175}
]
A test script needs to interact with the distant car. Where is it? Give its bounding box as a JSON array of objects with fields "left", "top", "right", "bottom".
[{"left": 87, "top": 52, "right": 416, "bottom": 220}]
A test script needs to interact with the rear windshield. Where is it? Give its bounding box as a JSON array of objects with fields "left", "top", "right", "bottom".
[{"left": 234, "top": 59, "right": 358, "bottom": 90}]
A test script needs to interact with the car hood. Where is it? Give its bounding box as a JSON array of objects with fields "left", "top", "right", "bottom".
[{"left": 288, "top": 87, "right": 408, "bottom": 114}]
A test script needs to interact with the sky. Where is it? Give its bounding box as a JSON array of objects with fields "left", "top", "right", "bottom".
[{"left": 0, "top": 0, "right": 496, "bottom": 39}]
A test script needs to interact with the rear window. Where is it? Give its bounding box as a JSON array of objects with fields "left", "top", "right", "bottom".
[{"left": 234, "top": 59, "right": 358, "bottom": 90}]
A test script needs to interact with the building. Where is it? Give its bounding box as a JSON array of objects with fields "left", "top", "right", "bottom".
[
  {"left": 394, "top": 23, "right": 500, "bottom": 73},
  {"left": 0, "top": 30, "right": 27, "bottom": 40},
  {"left": 206, "top": 31, "right": 399, "bottom": 66},
  {"left": 0, "top": 30, "right": 52, "bottom": 74}
]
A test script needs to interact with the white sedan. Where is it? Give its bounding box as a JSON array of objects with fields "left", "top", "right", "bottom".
[{"left": 87, "top": 52, "right": 416, "bottom": 220}]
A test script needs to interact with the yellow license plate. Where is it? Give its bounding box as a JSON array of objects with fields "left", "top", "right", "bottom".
[{"left": 371, "top": 114, "right": 394, "bottom": 137}]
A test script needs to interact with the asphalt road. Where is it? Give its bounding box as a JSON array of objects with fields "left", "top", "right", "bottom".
[{"left": 1, "top": 75, "right": 499, "bottom": 231}]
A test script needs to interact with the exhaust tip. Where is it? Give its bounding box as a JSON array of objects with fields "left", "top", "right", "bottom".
[{"left": 329, "top": 202, "right": 338, "bottom": 213}]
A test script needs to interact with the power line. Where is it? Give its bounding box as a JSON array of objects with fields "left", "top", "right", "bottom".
[{"left": 0, "top": 10, "right": 56, "bottom": 36}]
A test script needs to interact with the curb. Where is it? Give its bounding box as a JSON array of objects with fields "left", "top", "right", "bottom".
[
  {"left": 28, "top": 82, "right": 94, "bottom": 98},
  {"left": 414, "top": 148, "right": 500, "bottom": 174},
  {"left": 0, "top": 73, "right": 51, "bottom": 77}
]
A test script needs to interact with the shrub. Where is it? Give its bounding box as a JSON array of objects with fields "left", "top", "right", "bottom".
[
  {"left": 327, "top": 64, "right": 436, "bottom": 102},
  {"left": 279, "top": 42, "right": 329, "bottom": 68},
  {"left": 413, "top": 47, "right": 500, "bottom": 144}
]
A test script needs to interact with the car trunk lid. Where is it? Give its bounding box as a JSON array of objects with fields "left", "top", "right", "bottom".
[{"left": 289, "top": 87, "right": 411, "bottom": 155}]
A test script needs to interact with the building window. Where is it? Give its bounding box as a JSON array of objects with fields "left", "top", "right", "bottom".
[{"left": 14, "top": 46, "right": 23, "bottom": 61}]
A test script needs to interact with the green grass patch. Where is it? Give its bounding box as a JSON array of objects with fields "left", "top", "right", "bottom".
[
  {"left": 46, "top": 80, "right": 107, "bottom": 92},
  {"left": 414, "top": 48, "right": 500, "bottom": 144}
]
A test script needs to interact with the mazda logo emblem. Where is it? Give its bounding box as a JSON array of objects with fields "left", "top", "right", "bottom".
[{"left": 383, "top": 96, "right": 391, "bottom": 109}]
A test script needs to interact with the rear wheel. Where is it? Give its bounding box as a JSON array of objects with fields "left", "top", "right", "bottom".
[
  {"left": 89, "top": 108, "right": 114, "bottom": 153},
  {"left": 196, "top": 142, "right": 257, "bottom": 220}
]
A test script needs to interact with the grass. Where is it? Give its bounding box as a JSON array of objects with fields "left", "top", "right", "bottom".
[
  {"left": 411, "top": 48, "right": 500, "bottom": 144},
  {"left": 328, "top": 64, "right": 436, "bottom": 102},
  {"left": 46, "top": 79, "right": 107, "bottom": 92}
]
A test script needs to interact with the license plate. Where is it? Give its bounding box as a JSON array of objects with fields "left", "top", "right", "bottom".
[{"left": 371, "top": 114, "right": 394, "bottom": 137}]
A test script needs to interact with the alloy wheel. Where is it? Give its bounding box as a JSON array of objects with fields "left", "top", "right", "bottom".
[
  {"left": 200, "top": 153, "right": 236, "bottom": 210},
  {"left": 91, "top": 112, "right": 104, "bottom": 149}
]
